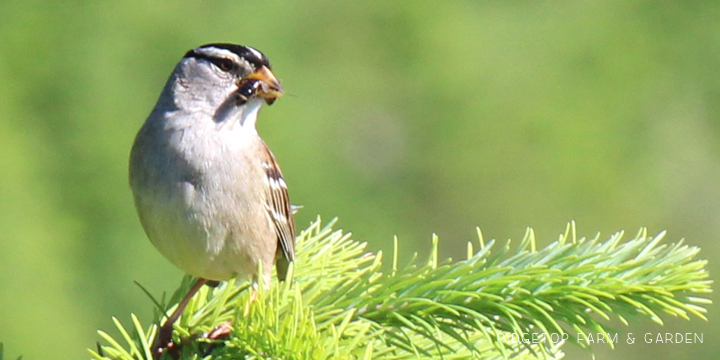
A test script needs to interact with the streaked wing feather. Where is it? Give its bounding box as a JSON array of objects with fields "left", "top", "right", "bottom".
[{"left": 260, "top": 143, "right": 295, "bottom": 280}]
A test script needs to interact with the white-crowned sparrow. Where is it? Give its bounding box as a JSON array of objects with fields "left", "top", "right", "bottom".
[{"left": 129, "top": 43, "right": 295, "bottom": 357}]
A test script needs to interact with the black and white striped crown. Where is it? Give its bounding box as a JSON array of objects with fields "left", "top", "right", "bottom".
[{"left": 184, "top": 43, "right": 272, "bottom": 70}]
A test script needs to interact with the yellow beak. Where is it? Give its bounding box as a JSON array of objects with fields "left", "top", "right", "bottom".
[{"left": 243, "top": 65, "right": 283, "bottom": 102}]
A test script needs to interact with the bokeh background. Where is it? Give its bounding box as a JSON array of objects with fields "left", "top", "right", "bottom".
[{"left": 0, "top": 1, "right": 717, "bottom": 359}]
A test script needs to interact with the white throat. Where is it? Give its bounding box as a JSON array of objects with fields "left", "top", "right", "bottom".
[{"left": 236, "top": 99, "right": 263, "bottom": 130}]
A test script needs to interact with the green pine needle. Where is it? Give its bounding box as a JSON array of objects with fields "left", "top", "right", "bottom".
[{"left": 91, "top": 218, "right": 712, "bottom": 359}]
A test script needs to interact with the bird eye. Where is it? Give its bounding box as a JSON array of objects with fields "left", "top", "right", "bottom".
[{"left": 213, "top": 58, "right": 235, "bottom": 72}]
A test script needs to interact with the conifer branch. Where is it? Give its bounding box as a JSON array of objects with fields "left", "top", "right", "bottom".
[{"left": 91, "top": 218, "right": 712, "bottom": 359}]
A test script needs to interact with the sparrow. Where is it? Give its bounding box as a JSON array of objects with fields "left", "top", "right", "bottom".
[{"left": 128, "top": 43, "right": 295, "bottom": 358}]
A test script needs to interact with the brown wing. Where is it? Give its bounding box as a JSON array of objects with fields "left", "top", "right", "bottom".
[{"left": 260, "top": 143, "right": 295, "bottom": 281}]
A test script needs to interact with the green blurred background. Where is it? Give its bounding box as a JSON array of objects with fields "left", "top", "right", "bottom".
[{"left": 0, "top": 1, "right": 717, "bottom": 359}]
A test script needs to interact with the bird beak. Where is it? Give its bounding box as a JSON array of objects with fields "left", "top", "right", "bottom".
[{"left": 243, "top": 66, "right": 283, "bottom": 104}]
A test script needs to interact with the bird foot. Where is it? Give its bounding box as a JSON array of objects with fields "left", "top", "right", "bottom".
[
  {"left": 200, "top": 321, "right": 232, "bottom": 357},
  {"left": 151, "top": 321, "right": 232, "bottom": 359},
  {"left": 151, "top": 322, "right": 178, "bottom": 359},
  {"left": 204, "top": 321, "right": 232, "bottom": 339}
]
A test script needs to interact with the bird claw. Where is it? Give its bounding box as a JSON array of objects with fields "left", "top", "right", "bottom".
[
  {"left": 151, "top": 322, "right": 179, "bottom": 359},
  {"left": 151, "top": 321, "right": 232, "bottom": 360},
  {"left": 203, "top": 321, "right": 232, "bottom": 340},
  {"left": 200, "top": 321, "right": 232, "bottom": 357}
]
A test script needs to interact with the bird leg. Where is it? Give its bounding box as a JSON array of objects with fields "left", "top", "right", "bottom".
[
  {"left": 243, "top": 278, "right": 261, "bottom": 317},
  {"left": 152, "top": 278, "right": 208, "bottom": 359}
]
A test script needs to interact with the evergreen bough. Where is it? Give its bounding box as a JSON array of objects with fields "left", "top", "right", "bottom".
[{"left": 89, "top": 218, "right": 712, "bottom": 359}]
